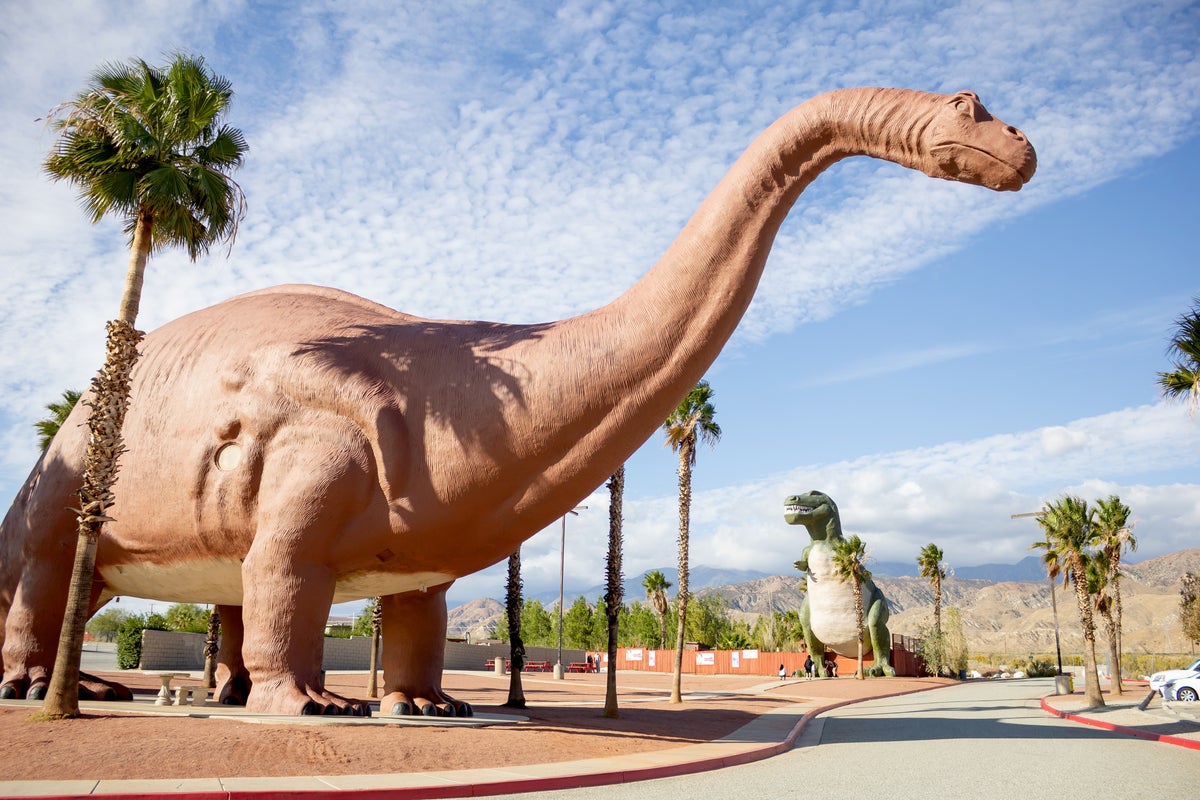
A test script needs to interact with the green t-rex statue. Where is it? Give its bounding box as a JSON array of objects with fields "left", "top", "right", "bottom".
[{"left": 784, "top": 490, "right": 896, "bottom": 677}]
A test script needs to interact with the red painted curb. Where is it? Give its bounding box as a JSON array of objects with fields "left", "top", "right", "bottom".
[{"left": 1039, "top": 695, "right": 1200, "bottom": 751}]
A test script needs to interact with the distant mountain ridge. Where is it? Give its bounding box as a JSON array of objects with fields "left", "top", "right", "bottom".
[{"left": 448, "top": 549, "right": 1200, "bottom": 655}]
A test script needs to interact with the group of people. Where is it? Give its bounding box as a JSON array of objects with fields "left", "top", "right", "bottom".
[{"left": 778, "top": 654, "right": 839, "bottom": 680}]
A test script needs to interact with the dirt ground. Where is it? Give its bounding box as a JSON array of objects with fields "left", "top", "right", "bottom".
[{"left": 0, "top": 670, "right": 950, "bottom": 782}]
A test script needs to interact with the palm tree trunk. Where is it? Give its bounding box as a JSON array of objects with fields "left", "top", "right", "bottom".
[
  {"left": 671, "top": 444, "right": 693, "bottom": 704},
  {"left": 1102, "top": 608, "right": 1121, "bottom": 696},
  {"left": 43, "top": 210, "right": 149, "bottom": 718},
  {"left": 503, "top": 549, "right": 526, "bottom": 708},
  {"left": 367, "top": 597, "right": 382, "bottom": 697},
  {"left": 1112, "top": 559, "right": 1125, "bottom": 693},
  {"left": 1071, "top": 556, "right": 1105, "bottom": 708},
  {"left": 202, "top": 608, "right": 221, "bottom": 689},
  {"left": 42, "top": 318, "right": 143, "bottom": 717},
  {"left": 603, "top": 465, "right": 624, "bottom": 719},
  {"left": 855, "top": 586, "right": 865, "bottom": 680}
]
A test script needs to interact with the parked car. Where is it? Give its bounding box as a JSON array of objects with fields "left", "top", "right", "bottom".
[
  {"left": 1149, "top": 658, "right": 1200, "bottom": 694},
  {"left": 1163, "top": 674, "right": 1200, "bottom": 702}
]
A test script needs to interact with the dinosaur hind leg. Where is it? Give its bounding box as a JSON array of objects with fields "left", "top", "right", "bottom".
[{"left": 866, "top": 592, "right": 896, "bottom": 677}]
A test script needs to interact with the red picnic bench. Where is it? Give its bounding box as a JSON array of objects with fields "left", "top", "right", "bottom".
[{"left": 567, "top": 662, "right": 593, "bottom": 673}]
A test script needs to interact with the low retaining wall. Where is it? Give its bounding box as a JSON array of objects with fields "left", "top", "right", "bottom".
[{"left": 138, "top": 630, "right": 583, "bottom": 672}]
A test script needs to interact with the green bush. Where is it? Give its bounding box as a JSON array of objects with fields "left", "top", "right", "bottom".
[
  {"left": 115, "top": 612, "right": 169, "bottom": 669},
  {"left": 116, "top": 615, "right": 145, "bottom": 669}
]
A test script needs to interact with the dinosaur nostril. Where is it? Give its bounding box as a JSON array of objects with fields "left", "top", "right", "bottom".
[{"left": 1006, "top": 125, "right": 1024, "bottom": 141}]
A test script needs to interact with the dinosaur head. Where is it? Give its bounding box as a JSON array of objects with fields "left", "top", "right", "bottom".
[
  {"left": 920, "top": 91, "right": 1036, "bottom": 192},
  {"left": 784, "top": 490, "right": 841, "bottom": 540}
]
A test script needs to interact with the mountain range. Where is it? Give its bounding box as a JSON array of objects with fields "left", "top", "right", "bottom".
[{"left": 448, "top": 549, "right": 1200, "bottom": 657}]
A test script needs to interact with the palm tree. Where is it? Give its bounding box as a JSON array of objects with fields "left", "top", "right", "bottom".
[
  {"left": 916, "top": 544, "right": 947, "bottom": 637},
  {"left": 35, "top": 389, "right": 82, "bottom": 450},
  {"left": 642, "top": 570, "right": 672, "bottom": 649},
  {"left": 916, "top": 543, "right": 947, "bottom": 676},
  {"left": 1031, "top": 495, "right": 1105, "bottom": 708},
  {"left": 662, "top": 380, "right": 720, "bottom": 703},
  {"left": 1157, "top": 297, "right": 1200, "bottom": 415},
  {"left": 502, "top": 548, "right": 526, "bottom": 708},
  {"left": 832, "top": 534, "right": 871, "bottom": 680},
  {"left": 1094, "top": 494, "right": 1134, "bottom": 694},
  {"left": 40, "top": 52, "right": 248, "bottom": 718},
  {"left": 602, "top": 465, "right": 624, "bottom": 718}
]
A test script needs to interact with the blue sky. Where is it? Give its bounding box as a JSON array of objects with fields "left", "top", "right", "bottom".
[{"left": 0, "top": 1, "right": 1197, "bottom": 616}]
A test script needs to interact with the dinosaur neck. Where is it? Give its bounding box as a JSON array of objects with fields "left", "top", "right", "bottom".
[
  {"left": 544, "top": 91, "right": 936, "bottom": 448},
  {"left": 503, "top": 89, "right": 941, "bottom": 521}
]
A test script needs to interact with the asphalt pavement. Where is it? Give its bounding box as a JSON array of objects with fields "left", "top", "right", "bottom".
[{"left": 474, "top": 678, "right": 1199, "bottom": 800}]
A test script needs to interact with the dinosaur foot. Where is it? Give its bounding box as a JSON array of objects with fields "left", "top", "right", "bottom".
[
  {"left": 381, "top": 689, "right": 473, "bottom": 718},
  {"left": 0, "top": 677, "right": 48, "bottom": 700},
  {"left": 245, "top": 680, "right": 372, "bottom": 717},
  {"left": 79, "top": 671, "right": 133, "bottom": 701}
]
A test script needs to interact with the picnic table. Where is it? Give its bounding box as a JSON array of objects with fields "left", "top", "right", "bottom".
[
  {"left": 567, "top": 662, "right": 593, "bottom": 673},
  {"left": 524, "top": 660, "right": 552, "bottom": 672}
]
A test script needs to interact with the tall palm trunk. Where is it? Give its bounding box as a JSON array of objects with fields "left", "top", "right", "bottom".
[
  {"left": 1069, "top": 553, "right": 1105, "bottom": 708},
  {"left": 503, "top": 549, "right": 526, "bottom": 708},
  {"left": 1110, "top": 553, "right": 1125, "bottom": 694},
  {"left": 932, "top": 574, "right": 942, "bottom": 641},
  {"left": 367, "top": 597, "right": 382, "bottom": 697},
  {"left": 671, "top": 442, "right": 693, "bottom": 704},
  {"left": 602, "top": 465, "right": 624, "bottom": 718},
  {"left": 854, "top": 585, "right": 865, "bottom": 680},
  {"left": 43, "top": 219, "right": 149, "bottom": 717},
  {"left": 202, "top": 608, "right": 221, "bottom": 689}
]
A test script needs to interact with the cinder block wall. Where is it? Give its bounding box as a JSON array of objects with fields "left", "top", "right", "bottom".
[
  {"left": 139, "top": 629, "right": 207, "bottom": 670},
  {"left": 137, "top": 629, "right": 584, "bottom": 672}
]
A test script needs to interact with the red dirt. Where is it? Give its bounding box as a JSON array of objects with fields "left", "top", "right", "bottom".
[{"left": 0, "top": 671, "right": 949, "bottom": 781}]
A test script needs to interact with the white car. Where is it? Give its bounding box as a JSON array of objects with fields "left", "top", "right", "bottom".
[
  {"left": 1163, "top": 674, "right": 1200, "bottom": 702},
  {"left": 1149, "top": 658, "right": 1200, "bottom": 694}
]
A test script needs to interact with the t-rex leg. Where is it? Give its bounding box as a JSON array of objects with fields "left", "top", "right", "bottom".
[
  {"left": 799, "top": 599, "right": 828, "bottom": 678},
  {"left": 379, "top": 583, "right": 472, "bottom": 717},
  {"left": 866, "top": 591, "right": 896, "bottom": 677},
  {"left": 214, "top": 604, "right": 252, "bottom": 705}
]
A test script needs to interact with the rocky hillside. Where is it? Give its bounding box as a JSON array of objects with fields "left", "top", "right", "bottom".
[{"left": 448, "top": 549, "right": 1200, "bottom": 655}]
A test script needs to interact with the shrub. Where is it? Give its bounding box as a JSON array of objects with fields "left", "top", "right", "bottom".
[{"left": 115, "top": 612, "right": 169, "bottom": 669}]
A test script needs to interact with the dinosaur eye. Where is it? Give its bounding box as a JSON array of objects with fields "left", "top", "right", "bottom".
[{"left": 955, "top": 99, "right": 969, "bottom": 112}]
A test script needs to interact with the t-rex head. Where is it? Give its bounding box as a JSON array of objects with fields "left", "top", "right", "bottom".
[
  {"left": 920, "top": 91, "right": 1036, "bottom": 192},
  {"left": 784, "top": 490, "right": 841, "bottom": 540}
]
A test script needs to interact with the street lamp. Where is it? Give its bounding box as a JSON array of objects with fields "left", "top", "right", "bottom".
[
  {"left": 555, "top": 505, "right": 588, "bottom": 680},
  {"left": 1013, "top": 511, "right": 1063, "bottom": 676}
]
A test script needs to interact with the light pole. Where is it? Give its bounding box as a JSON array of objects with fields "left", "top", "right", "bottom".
[
  {"left": 555, "top": 505, "right": 588, "bottom": 680},
  {"left": 1013, "top": 511, "right": 1063, "bottom": 675}
]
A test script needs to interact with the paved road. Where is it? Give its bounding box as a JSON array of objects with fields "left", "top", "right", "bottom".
[{"left": 478, "top": 678, "right": 1198, "bottom": 800}]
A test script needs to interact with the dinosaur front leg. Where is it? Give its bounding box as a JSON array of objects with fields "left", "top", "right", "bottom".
[
  {"left": 866, "top": 592, "right": 896, "bottom": 677},
  {"left": 379, "top": 583, "right": 472, "bottom": 717}
]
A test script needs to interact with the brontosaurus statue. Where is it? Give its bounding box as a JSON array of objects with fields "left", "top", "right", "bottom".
[{"left": 0, "top": 88, "right": 1034, "bottom": 715}]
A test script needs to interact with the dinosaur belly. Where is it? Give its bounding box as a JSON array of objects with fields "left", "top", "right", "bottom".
[{"left": 806, "top": 546, "right": 874, "bottom": 657}]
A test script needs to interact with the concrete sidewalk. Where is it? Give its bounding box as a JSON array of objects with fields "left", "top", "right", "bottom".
[{"left": 2, "top": 678, "right": 1196, "bottom": 798}]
